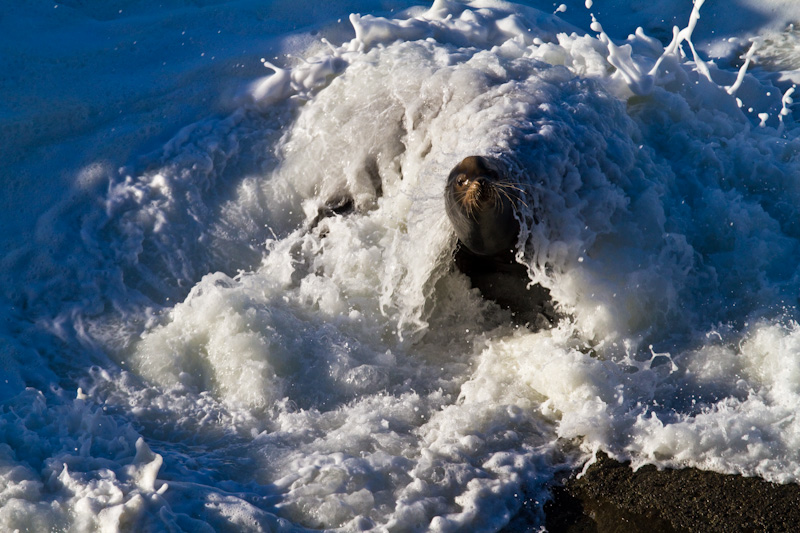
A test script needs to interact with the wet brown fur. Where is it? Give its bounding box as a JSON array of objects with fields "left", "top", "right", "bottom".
[
  {"left": 445, "top": 156, "right": 557, "bottom": 328},
  {"left": 450, "top": 157, "right": 526, "bottom": 218},
  {"left": 445, "top": 156, "right": 521, "bottom": 256}
]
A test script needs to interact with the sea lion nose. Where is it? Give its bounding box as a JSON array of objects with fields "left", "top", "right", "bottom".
[{"left": 472, "top": 177, "right": 484, "bottom": 196}]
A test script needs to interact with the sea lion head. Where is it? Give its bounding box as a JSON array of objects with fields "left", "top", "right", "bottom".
[{"left": 444, "top": 155, "right": 521, "bottom": 256}]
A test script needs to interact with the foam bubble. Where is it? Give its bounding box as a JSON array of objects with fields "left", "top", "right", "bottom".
[{"left": 7, "top": 0, "right": 800, "bottom": 530}]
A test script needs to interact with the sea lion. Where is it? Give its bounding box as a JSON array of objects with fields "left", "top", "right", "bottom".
[
  {"left": 444, "top": 155, "right": 557, "bottom": 328},
  {"left": 444, "top": 155, "right": 521, "bottom": 256}
]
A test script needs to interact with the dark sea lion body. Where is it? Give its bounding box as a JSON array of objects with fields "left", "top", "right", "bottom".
[
  {"left": 444, "top": 155, "right": 520, "bottom": 256},
  {"left": 444, "top": 155, "right": 557, "bottom": 328}
]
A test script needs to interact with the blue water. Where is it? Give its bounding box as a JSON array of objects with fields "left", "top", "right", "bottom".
[{"left": 4, "top": 0, "right": 800, "bottom": 530}]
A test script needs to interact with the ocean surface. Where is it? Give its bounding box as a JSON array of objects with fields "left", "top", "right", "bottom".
[{"left": 4, "top": 0, "right": 800, "bottom": 530}]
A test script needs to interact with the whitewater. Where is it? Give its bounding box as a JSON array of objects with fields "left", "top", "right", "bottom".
[{"left": 4, "top": 0, "right": 800, "bottom": 530}]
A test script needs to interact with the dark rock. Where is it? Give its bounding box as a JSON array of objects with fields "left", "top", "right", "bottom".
[{"left": 544, "top": 452, "right": 800, "bottom": 533}]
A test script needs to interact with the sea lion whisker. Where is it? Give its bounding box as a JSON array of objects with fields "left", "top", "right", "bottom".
[
  {"left": 444, "top": 155, "right": 521, "bottom": 255},
  {"left": 494, "top": 183, "right": 528, "bottom": 208},
  {"left": 465, "top": 192, "right": 479, "bottom": 218},
  {"left": 455, "top": 187, "right": 475, "bottom": 217},
  {"left": 494, "top": 182, "right": 526, "bottom": 201},
  {"left": 493, "top": 182, "right": 526, "bottom": 198},
  {"left": 493, "top": 186, "right": 517, "bottom": 207},
  {"left": 496, "top": 189, "right": 513, "bottom": 210},
  {"left": 493, "top": 181, "right": 524, "bottom": 192},
  {"left": 459, "top": 198, "right": 475, "bottom": 218}
]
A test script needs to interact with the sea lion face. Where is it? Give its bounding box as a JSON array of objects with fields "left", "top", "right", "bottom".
[{"left": 444, "top": 156, "right": 520, "bottom": 256}]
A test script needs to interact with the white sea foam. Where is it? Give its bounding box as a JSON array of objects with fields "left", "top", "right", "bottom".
[{"left": 5, "top": 0, "right": 800, "bottom": 531}]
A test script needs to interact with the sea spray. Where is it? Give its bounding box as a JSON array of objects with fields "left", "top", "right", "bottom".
[{"left": 4, "top": 1, "right": 800, "bottom": 531}]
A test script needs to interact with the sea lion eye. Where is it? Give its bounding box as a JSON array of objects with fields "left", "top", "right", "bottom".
[{"left": 457, "top": 175, "right": 469, "bottom": 187}]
